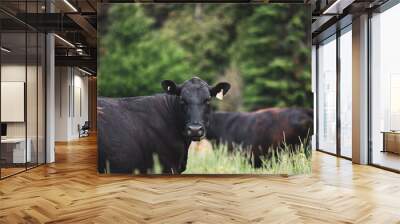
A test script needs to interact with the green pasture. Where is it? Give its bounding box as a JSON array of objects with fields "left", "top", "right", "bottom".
[{"left": 183, "top": 141, "right": 312, "bottom": 175}]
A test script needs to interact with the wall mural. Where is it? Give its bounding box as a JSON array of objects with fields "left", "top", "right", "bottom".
[{"left": 97, "top": 3, "right": 312, "bottom": 175}]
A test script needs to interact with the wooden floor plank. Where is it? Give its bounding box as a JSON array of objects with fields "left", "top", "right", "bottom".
[{"left": 0, "top": 135, "right": 399, "bottom": 223}]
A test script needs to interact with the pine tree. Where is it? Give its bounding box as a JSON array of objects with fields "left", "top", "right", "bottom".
[
  {"left": 99, "top": 4, "right": 192, "bottom": 97},
  {"left": 99, "top": 4, "right": 312, "bottom": 111},
  {"left": 231, "top": 4, "right": 312, "bottom": 110}
]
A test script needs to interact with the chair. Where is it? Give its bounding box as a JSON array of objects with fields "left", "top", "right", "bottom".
[{"left": 78, "top": 121, "right": 90, "bottom": 138}]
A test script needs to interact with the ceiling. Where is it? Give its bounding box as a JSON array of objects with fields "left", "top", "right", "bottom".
[{"left": 0, "top": 0, "right": 97, "bottom": 74}]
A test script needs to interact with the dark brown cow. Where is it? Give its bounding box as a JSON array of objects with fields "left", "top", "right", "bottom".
[{"left": 206, "top": 108, "right": 313, "bottom": 167}]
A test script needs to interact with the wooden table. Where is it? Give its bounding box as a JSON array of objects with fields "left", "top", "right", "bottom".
[{"left": 382, "top": 131, "right": 400, "bottom": 154}]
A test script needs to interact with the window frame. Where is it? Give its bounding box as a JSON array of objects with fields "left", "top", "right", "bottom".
[
  {"left": 367, "top": 0, "right": 400, "bottom": 173},
  {"left": 315, "top": 20, "right": 353, "bottom": 160}
]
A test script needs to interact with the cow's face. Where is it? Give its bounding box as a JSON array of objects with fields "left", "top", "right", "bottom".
[{"left": 162, "top": 77, "right": 230, "bottom": 141}]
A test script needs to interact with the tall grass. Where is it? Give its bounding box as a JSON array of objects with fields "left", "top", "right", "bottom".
[
  {"left": 184, "top": 140, "right": 311, "bottom": 175},
  {"left": 103, "top": 140, "right": 312, "bottom": 175}
]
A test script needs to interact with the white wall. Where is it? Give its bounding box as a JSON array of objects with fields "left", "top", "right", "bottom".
[
  {"left": 55, "top": 67, "right": 89, "bottom": 141},
  {"left": 1, "top": 63, "right": 46, "bottom": 164},
  {"left": 1, "top": 65, "right": 39, "bottom": 138},
  {"left": 55, "top": 66, "right": 70, "bottom": 141},
  {"left": 1, "top": 65, "right": 26, "bottom": 134},
  {"left": 72, "top": 73, "right": 89, "bottom": 138}
]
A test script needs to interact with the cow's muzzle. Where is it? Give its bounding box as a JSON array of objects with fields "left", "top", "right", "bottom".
[{"left": 185, "top": 123, "right": 205, "bottom": 141}]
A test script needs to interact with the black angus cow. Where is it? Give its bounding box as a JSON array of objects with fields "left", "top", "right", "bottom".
[
  {"left": 98, "top": 77, "right": 230, "bottom": 174},
  {"left": 206, "top": 108, "right": 313, "bottom": 167}
]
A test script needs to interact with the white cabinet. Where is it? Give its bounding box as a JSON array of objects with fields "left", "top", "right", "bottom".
[{"left": 1, "top": 138, "right": 32, "bottom": 163}]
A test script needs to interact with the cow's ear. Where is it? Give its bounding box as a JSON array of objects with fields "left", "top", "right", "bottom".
[
  {"left": 161, "top": 80, "right": 181, "bottom": 95},
  {"left": 210, "top": 82, "right": 231, "bottom": 97}
]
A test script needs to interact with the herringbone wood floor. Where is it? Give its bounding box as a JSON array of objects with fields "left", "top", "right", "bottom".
[{"left": 1, "top": 135, "right": 400, "bottom": 224}]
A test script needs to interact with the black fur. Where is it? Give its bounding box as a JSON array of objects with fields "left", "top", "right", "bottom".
[{"left": 97, "top": 77, "right": 230, "bottom": 174}]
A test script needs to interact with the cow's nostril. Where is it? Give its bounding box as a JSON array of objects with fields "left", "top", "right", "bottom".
[{"left": 187, "top": 124, "right": 205, "bottom": 136}]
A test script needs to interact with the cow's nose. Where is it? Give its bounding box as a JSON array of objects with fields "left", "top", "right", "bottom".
[{"left": 187, "top": 124, "right": 204, "bottom": 137}]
